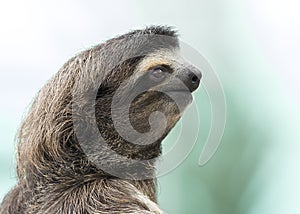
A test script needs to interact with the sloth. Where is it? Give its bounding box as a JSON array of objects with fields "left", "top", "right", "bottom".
[{"left": 0, "top": 26, "right": 201, "bottom": 214}]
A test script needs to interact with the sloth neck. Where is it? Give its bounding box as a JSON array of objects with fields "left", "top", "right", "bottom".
[{"left": 29, "top": 146, "right": 161, "bottom": 203}]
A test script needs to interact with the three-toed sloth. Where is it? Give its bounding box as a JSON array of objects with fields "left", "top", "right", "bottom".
[{"left": 0, "top": 26, "right": 201, "bottom": 214}]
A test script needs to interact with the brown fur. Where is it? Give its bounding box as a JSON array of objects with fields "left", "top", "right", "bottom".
[{"left": 0, "top": 26, "right": 200, "bottom": 214}]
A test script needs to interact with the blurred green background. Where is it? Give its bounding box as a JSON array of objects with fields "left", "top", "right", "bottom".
[{"left": 1, "top": 1, "right": 300, "bottom": 213}]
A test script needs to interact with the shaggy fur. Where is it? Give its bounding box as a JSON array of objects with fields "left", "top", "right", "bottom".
[{"left": 0, "top": 26, "right": 200, "bottom": 214}]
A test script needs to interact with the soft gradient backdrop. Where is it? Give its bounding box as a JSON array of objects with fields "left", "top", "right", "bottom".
[{"left": 1, "top": 1, "right": 300, "bottom": 213}]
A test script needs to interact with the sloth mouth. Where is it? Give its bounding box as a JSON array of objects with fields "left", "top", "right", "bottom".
[
  {"left": 166, "top": 90, "right": 190, "bottom": 93},
  {"left": 162, "top": 89, "right": 193, "bottom": 105},
  {"left": 163, "top": 89, "right": 192, "bottom": 95}
]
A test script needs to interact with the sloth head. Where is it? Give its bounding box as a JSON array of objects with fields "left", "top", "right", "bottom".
[{"left": 17, "top": 26, "right": 201, "bottom": 180}]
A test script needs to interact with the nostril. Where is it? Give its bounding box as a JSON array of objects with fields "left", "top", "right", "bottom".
[
  {"left": 189, "top": 73, "right": 200, "bottom": 84},
  {"left": 176, "top": 69, "right": 201, "bottom": 92},
  {"left": 191, "top": 75, "right": 199, "bottom": 84}
]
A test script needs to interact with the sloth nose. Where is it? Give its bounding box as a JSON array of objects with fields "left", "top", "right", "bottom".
[{"left": 177, "top": 67, "right": 202, "bottom": 92}]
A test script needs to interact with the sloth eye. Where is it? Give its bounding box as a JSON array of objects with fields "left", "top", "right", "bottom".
[{"left": 149, "top": 66, "right": 168, "bottom": 82}]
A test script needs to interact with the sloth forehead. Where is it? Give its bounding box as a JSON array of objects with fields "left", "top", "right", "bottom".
[{"left": 136, "top": 48, "right": 184, "bottom": 72}]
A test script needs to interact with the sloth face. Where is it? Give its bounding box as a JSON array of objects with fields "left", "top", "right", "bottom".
[
  {"left": 125, "top": 49, "right": 201, "bottom": 135},
  {"left": 95, "top": 49, "right": 201, "bottom": 155}
]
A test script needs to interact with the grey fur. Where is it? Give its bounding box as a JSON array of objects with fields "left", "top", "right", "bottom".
[{"left": 0, "top": 26, "right": 200, "bottom": 214}]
